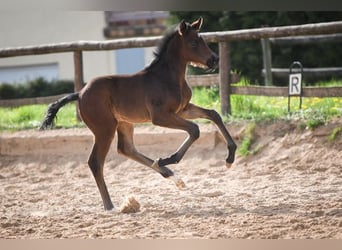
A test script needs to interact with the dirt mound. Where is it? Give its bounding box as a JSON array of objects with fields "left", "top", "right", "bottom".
[{"left": 0, "top": 118, "right": 341, "bottom": 239}]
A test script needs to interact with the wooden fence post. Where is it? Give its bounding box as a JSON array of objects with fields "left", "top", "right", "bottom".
[
  {"left": 261, "top": 38, "right": 273, "bottom": 86},
  {"left": 73, "top": 50, "right": 84, "bottom": 121},
  {"left": 219, "top": 42, "right": 231, "bottom": 116}
]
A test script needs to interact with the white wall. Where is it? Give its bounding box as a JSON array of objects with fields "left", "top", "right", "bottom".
[{"left": 0, "top": 11, "right": 116, "bottom": 83}]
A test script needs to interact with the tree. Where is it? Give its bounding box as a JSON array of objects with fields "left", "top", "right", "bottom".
[{"left": 169, "top": 11, "right": 342, "bottom": 85}]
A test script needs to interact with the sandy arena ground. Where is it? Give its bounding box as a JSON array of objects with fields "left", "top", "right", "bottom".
[{"left": 0, "top": 118, "right": 341, "bottom": 239}]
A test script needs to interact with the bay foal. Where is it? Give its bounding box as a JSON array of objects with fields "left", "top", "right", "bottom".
[{"left": 41, "top": 17, "right": 237, "bottom": 211}]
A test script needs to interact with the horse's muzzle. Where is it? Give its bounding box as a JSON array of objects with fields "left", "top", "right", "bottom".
[{"left": 207, "top": 55, "right": 219, "bottom": 69}]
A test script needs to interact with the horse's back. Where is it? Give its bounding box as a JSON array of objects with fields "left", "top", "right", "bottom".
[{"left": 79, "top": 73, "right": 151, "bottom": 123}]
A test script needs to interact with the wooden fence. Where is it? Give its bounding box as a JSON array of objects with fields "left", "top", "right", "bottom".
[
  {"left": 1, "top": 21, "right": 342, "bottom": 115},
  {"left": 261, "top": 33, "right": 342, "bottom": 85}
]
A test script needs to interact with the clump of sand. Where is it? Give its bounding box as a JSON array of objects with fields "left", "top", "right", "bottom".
[{"left": 119, "top": 196, "right": 141, "bottom": 213}]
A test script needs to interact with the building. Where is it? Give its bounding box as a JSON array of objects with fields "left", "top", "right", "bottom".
[
  {"left": 0, "top": 11, "right": 169, "bottom": 85},
  {"left": 103, "top": 11, "right": 168, "bottom": 75}
]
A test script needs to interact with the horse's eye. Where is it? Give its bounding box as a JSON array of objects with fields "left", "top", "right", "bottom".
[{"left": 190, "top": 40, "right": 198, "bottom": 48}]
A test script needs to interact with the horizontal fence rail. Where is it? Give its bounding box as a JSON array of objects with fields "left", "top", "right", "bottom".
[
  {"left": 231, "top": 86, "right": 342, "bottom": 97},
  {"left": 269, "top": 33, "right": 342, "bottom": 45},
  {"left": 0, "top": 94, "right": 67, "bottom": 107},
  {"left": 0, "top": 74, "right": 241, "bottom": 107},
  {"left": 262, "top": 67, "right": 342, "bottom": 79},
  {"left": 1, "top": 21, "right": 342, "bottom": 114},
  {"left": 1, "top": 21, "right": 342, "bottom": 58}
]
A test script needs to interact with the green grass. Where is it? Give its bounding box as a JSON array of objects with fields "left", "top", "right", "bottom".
[
  {"left": 0, "top": 103, "right": 81, "bottom": 131},
  {"left": 191, "top": 79, "right": 342, "bottom": 128},
  {"left": 238, "top": 122, "right": 257, "bottom": 156},
  {"left": 193, "top": 87, "right": 341, "bottom": 122},
  {"left": 0, "top": 79, "right": 341, "bottom": 131},
  {"left": 328, "top": 127, "right": 342, "bottom": 142}
]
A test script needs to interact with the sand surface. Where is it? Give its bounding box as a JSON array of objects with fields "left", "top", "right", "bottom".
[{"left": 0, "top": 119, "right": 341, "bottom": 239}]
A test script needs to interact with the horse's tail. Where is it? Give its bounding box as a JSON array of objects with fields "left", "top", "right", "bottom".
[{"left": 39, "top": 92, "right": 79, "bottom": 130}]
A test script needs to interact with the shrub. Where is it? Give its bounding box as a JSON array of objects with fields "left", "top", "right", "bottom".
[
  {"left": 0, "top": 78, "right": 74, "bottom": 99},
  {"left": 0, "top": 83, "right": 18, "bottom": 99}
]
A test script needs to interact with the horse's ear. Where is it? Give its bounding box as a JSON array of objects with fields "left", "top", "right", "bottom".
[
  {"left": 191, "top": 17, "right": 203, "bottom": 31},
  {"left": 178, "top": 20, "right": 187, "bottom": 36}
]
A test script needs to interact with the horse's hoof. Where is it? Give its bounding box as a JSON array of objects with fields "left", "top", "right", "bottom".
[
  {"left": 104, "top": 206, "right": 118, "bottom": 213},
  {"left": 226, "top": 162, "right": 233, "bottom": 169},
  {"left": 151, "top": 159, "right": 160, "bottom": 171},
  {"left": 110, "top": 208, "right": 119, "bottom": 213},
  {"left": 168, "top": 175, "right": 186, "bottom": 189}
]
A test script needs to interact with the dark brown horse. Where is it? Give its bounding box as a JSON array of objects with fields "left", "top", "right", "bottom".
[{"left": 40, "top": 17, "right": 236, "bottom": 211}]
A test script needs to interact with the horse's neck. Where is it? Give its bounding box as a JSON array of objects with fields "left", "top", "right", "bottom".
[
  {"left": 146, "top": 36, "right": 188, "bottom": 83},
  {"left": 167, "top": 59, "right": 187, "bottom": 81},
  {"left": 164, "top": 39, "right": 187, "bottom": 81}
]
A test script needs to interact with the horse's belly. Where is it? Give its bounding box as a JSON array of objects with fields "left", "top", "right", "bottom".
[{"left": 112, "top": 105, "right": 151, "bottom": 124}]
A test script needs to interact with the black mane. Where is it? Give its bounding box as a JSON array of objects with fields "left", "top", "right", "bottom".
[{"left": 144, "top": 26, "right": 178, "bottom": 71}]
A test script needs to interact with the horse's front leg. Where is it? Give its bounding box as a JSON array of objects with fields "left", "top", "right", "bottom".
[
  {"left": 116, "top": 119, "right": 190, "bottom": 188},
  {"left": 150, "top": 110, "right": 201, "bottom": 188},
  {"left": 179, "top": 103, "right": 237, "bottom": 168},
  {"left": 116, "top": 122, "right": 180, "bottom": 186}
]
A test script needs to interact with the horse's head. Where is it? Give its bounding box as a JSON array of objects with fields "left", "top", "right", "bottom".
[{"left": 177, "top": 17, "right": 219, "bottom": 69}]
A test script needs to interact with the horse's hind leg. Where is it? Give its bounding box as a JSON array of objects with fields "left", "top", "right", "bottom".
[
  {"left": 81, "top": 107, "right": 117, "bottom": 211},
  {"left": 88, "top": 131, "right": 116, "bottom": 211}
]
